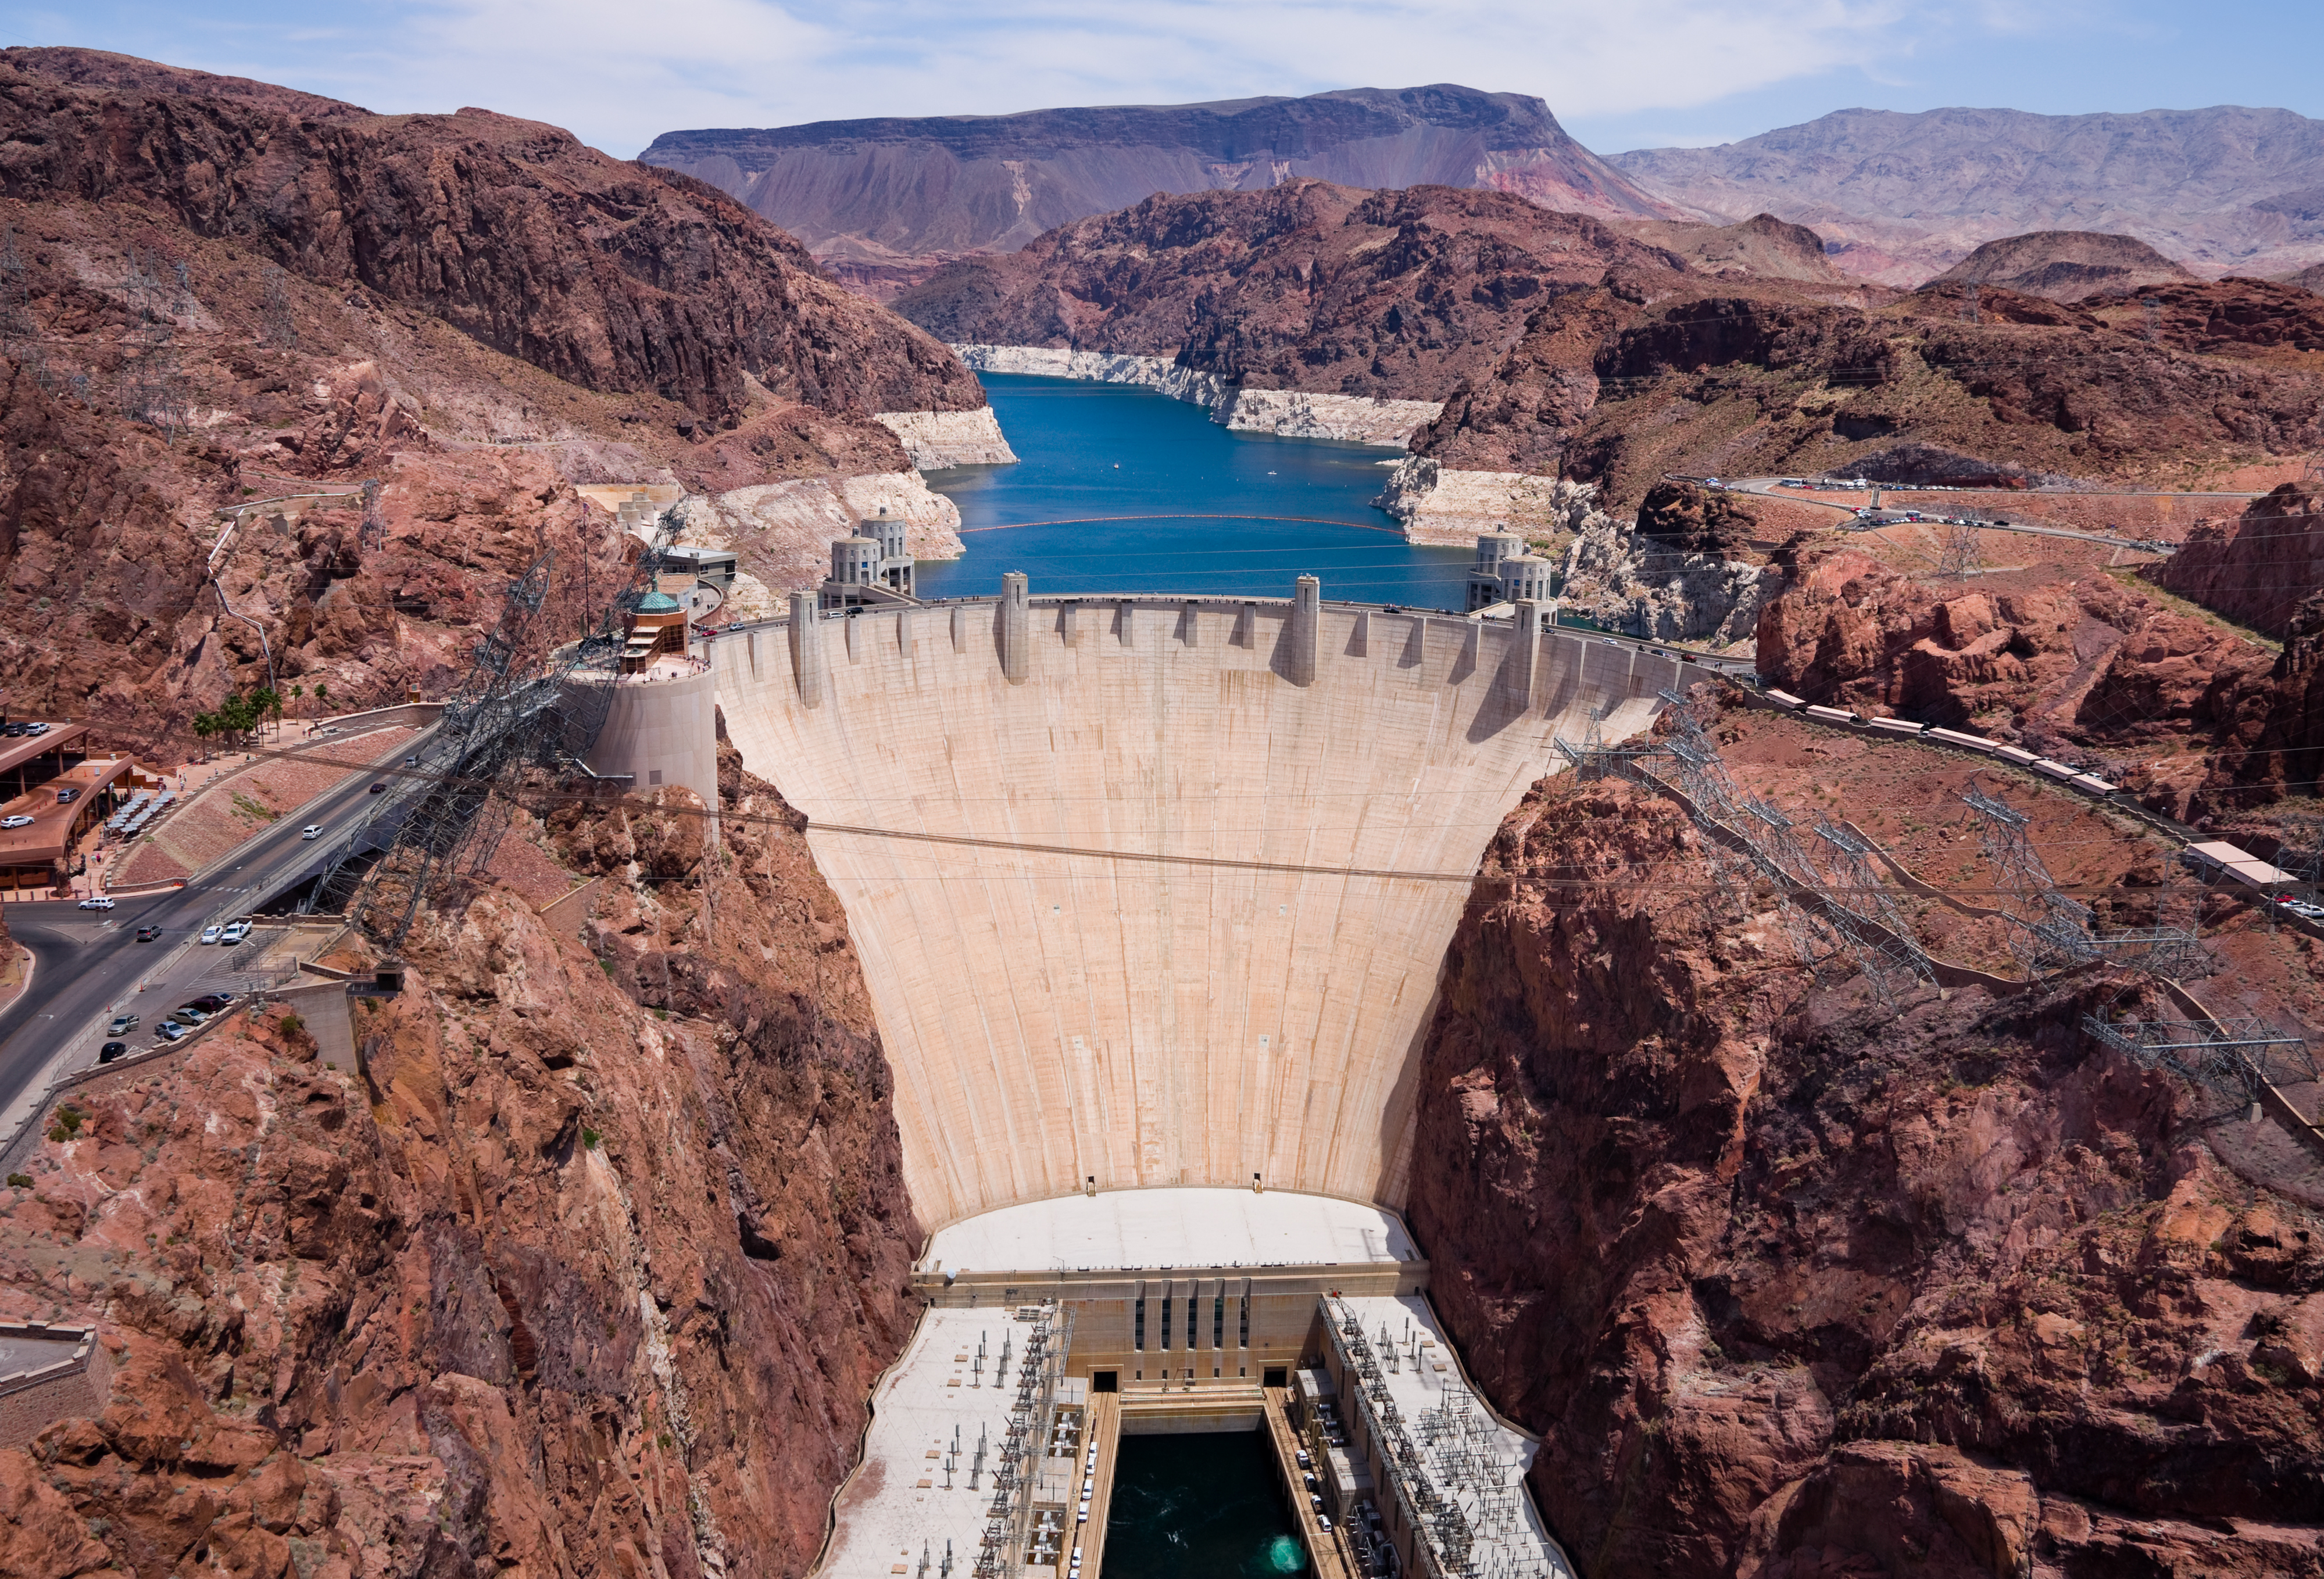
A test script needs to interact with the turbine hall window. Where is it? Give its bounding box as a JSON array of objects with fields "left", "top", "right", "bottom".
[
  {"left": 1213, "top": 1294, "right": 1224, "bottom": 1350},
  {"left": 1134, "top": 1297, "right": 1145, "bottom": 1351},
  {"left": 1186, "top": 1294, "right": 1197, "bottom": 1350},
  {"left": 1160, "top": 1296, "right": 1171, "bottom": 1350}
]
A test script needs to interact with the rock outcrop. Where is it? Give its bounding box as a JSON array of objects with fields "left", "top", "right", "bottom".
[
  {"left": 1556, "top": 502, "right": 1775, "bottom": 647},
  {"left": 1374, "top": 459, "right": 1603, "bottom": 544},
  {"left": 1610, "top": 104, "right": 2324, "bottom": 283},
  {"left": 1751, "top": 546, "right": 2293, "bottom": 817},
  {"left": 0, "top": 47, "right": 993, "bottom": 747},
  {"left": 2154, "top": 481, "right": 2324, "bottom": 636},
  {"left": 0, "top": 48, "right": 986, "bottom": 425},
  {"left": 896, "top": 183, "right": 1693, "bottom": 404},
  {"left": 872, "top": 409, "right": 1019, "bottom": 468},
  {"left": 1414, "top": 281, "right": 2324, "bottom": 508},
  {"left": 0, "top": 750, "right": 921, "bottom": 1578},
  {"left": 641, "top": 84, "right": 1678, "bottom": 288},
  {"left": 1407, "top": 772, "right": 2324, "bottom": 1578},
  {"left": 1928, "top": 229, "right": 2198, "bottom": 302}
]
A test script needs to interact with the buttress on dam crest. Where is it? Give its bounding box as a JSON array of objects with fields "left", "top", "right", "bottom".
[{"left": 707, "top": 577, "right": 1700, "bottom": 1578}]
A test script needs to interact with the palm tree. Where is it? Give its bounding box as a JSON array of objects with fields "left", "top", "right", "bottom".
[
  {"left": 191, "top": 712, "right": 216, "bottom": 761},
  {"left": 290, "top": 683, "right": 305, "bottom": 719}
]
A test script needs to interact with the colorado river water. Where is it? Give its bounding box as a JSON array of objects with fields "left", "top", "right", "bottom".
[
  {"left": 919, "top": 374, "right": 1472, "bottom": 606},
  {"left": 1099, "top": 1431, "right": 1310, "bottom": 1578}
]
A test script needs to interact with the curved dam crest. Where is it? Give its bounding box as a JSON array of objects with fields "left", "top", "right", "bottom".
[{"left": 717, "top": 592, "right": 1692, "bottom": 1229}]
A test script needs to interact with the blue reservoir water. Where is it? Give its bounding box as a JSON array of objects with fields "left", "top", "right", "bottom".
[
  {"left": 1099, "top": 1431, "right": 1310, "bottom": 1579},
  {"left": 918, "top": 374, "right": 1472, "bottom": 608}
]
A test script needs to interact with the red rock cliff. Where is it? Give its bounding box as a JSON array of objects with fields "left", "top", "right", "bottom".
[
  {"left": 0, "top": 747, "right": 921, "bottom": 1577},
  {"left": 0, "top": 48, "right": 985, "bottom": 423},
  {"left": 1405, "top": 774, "right": 2324, "bottom": 1577}
]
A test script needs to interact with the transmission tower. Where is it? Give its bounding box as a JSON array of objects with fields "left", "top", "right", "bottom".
[
  {"left": 0, "top": 225, "right": 47, "bottom": 388},
  {"left": 1936, "top": 517, "right": 1983, "bottom": 581},
  {"left": 258, "top": 262, "right": 298, "bottom": 349},
  {"left": 360, "top": 478, "right": 386, "bottom": 553},
  {"left": 116, "top": 250, "right": 186, "bottom": 438},
  {"left": 304, "top": 518, "right": 674, "bottom": 946},
  {"left": 1961, "top": 783, "right": 2096, "bottom": 972},
  {"left": 2083, "top": 1013, "right": 2315, "bottom": 1107}
]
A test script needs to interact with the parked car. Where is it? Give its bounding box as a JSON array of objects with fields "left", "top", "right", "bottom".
[
  {"left": 0, "top": 815, "right": 30, "bottom": 829},
  {"left": 199, "top": 925, "right": 223, "bottom": 944},
  {"left": 156, "top": 1021, "right": 188, "bottom": 1041},
  {"left": 301, "top": 823, "right": 324, "bottom": 839},
  {"left": 24, "top": 722, "right": 47, "bottom": 735},
  {"left": 77, "top": 896, "right": 115, "bottom": 910},
  {"left": 190, "top": 994, "right": 234, "bottom": 1012},
  {"left": 220, "top": 919, "right": 252, "bottom": 944},
  {"left": 0, "top": 722, "right": 22, "bottom": 736},
  {"left": 106, "top": 1014, "right": 138, "bottom": 1036},
  {"left": 135, "top": 925, "right": 161, "bottom": 941},
  {"left": 173, "top": 1005, "right": 211, "bottom": 1025},
  {"left": 98, "top": 1042, "right": 127, "bottom": 1064}
]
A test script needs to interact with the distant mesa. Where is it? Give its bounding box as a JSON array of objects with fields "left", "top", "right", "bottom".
[
  {"left": 1925, "top": 230, "right": 2197, "bottom": 303},
  {"left": 640, "top": 84, "right": 1682, "bottom": 296}
]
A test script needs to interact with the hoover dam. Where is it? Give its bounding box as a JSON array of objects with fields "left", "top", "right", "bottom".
[
  {"left": 716, "top": 579, "right": 1692, "bottom": 1227},
  {"left": 701, "top": 573, "right": 1710, "bottom": 1578}
]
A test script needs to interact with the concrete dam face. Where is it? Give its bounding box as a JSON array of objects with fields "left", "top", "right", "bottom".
[{"left": 716, "top": 588, "right": 1687, "bottom": 1229}]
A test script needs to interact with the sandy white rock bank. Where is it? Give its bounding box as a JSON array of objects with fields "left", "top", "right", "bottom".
[{"left": 952, "top": 345, "right": 1440, "bottom": 447}]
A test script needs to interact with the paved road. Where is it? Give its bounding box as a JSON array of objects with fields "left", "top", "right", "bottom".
[
  {"left": 0, "top": 726, "right": 431, "bottom": 1141},
  {"left": 1718, "top": 477, "right": 2178, "bottom": 553}
]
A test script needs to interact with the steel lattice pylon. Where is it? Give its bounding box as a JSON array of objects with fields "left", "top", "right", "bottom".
[
  {"left": 1961, "top": 783, "right": 2098, "bottom": 972},
  {"left": 2083, "top": 1014, "right": 2316, "bottom": 1104},
  {"left": 303, "top": 525, "right": 664, "bottom": 947},
  {"left": 1936, "top": 517, "right": 1983, "bottom": 580},
  {"left": 1556, "top": 693, "right": 1937, "bottom": 1011}
]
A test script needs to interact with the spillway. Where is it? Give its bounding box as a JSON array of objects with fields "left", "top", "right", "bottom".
[{"left": 714, "top": 584, "right": 1692, "bottom": 1229}]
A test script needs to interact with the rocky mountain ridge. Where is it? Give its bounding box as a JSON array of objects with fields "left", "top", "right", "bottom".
[
  {"left": 641, "top": 84, "right": 1678, "bottom": 295},
  {"left": 1611, "top": 104, "right": 2324, "bottom": 284},
  {"left": 0, "top": 47, "right": 986, "bottom": 746}
]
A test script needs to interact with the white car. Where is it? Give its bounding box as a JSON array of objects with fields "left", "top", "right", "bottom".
[
  {"left": 300, "top": 824, "right": 323, "bottom": 840},
  {"left": 199, "top": 925, "right": 223, "bottom": 944},
  {"left": 220, "top": 920, "right": 252, "bottom": 945},
  {"left": 0, "top": 815, "right": 30, "bottom": 829},
  {"left": 77, "top": 896, "right": 115, "bottom": 910}
]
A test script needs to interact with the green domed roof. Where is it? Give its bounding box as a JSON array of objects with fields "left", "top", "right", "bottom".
[{"left": 636, "top": 591, "right": 682, "bottom": 613}]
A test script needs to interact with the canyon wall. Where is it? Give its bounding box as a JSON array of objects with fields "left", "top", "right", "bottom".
[
  {"left": 0, "top": 753, "right": 921, "bottom": 1578},
  {"left": 1407, "top": 771, "right": 2324, "bottom": 1577},
  {"left": 0, "top": 46, "right": 990, "bottom": 748},
  {"left": 715, "top": 597, "right": 1690, "bottom": 1228}
]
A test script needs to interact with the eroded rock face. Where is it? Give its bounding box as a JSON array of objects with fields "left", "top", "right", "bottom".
[
  {"left": 0, "top": 748, "right": 918, "bottom": 1578},
  {"left": 1405, "top": 776, "right": 2324, "bottom": 1578},
  {"left": 0, "top": 47, "right": 986, "bottom": 747},
  {"left": 0, "top": 48, "right": 985, "bottom": 423},
  {"left": 2155, "top": 482, "right": 2324, "bottom": 638},
  {"left": 1637, "top": 480, "right": 1761, "bottom": 556},
  {"left": 1751, "top": 546, "right": 2287, "bottom": 815}
]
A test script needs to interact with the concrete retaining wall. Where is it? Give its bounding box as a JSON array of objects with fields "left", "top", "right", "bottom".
[
  {"left": 580, "top": 664, "right": 721, "bottom": 847},
  {"left": 0, "top": 1325, "right": 111, "bottom": 1449},
  {"left": 718, "top": 596, "right": 1687, "bottom": 1227}
]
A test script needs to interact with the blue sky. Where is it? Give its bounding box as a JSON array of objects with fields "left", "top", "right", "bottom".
[{"left": 7, "top": 0, "right": 2322, "bottom": 159}]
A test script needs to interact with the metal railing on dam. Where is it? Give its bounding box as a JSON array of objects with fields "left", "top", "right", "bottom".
[{"left": 711, "top": 583, "right": 1719, "bottom": 1228}]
